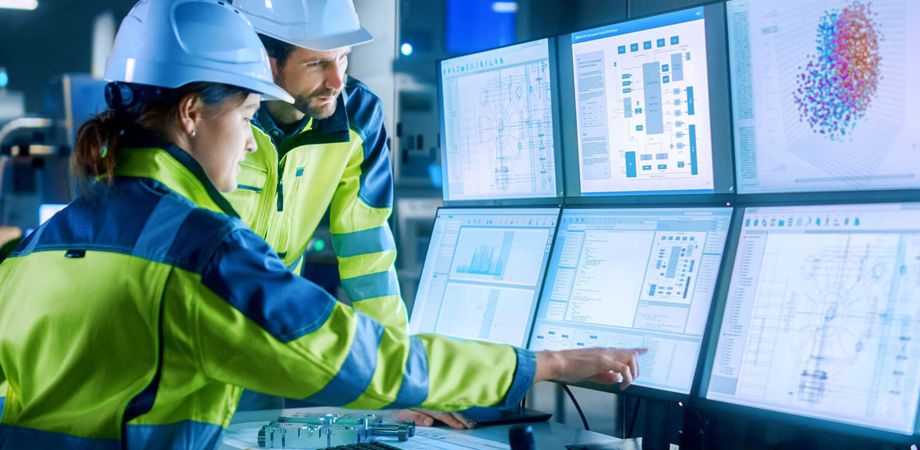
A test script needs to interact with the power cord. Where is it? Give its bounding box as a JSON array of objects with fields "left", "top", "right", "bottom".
[{"left": 561, "top": 385, "right": 590, "bottom": 431}]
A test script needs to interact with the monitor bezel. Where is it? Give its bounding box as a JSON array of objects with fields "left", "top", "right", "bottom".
[
  {"left": 560, "top": 2, "right": 736, "bottom": 203},
  {"left": 695, "top": 200, "right": 920, "bottom": 444},
  {"left": 407, "top": 205, "right": 563, "bottom": 350},
  {"left": 525, "top": 203, "right": 736, "bottom": 402},
  {"left": 437, "top": 37, "right": 567, "bottom": 205}
]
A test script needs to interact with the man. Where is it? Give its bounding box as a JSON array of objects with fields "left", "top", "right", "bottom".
[
  {"left": 227, "top": 0, "right": 406, "bottom": 329},
  {"left": 229, "top": 0, "right": 473, "bottom": 428}
]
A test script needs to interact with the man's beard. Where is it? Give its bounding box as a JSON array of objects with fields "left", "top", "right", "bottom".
[{"left": 293, "top": 89, "right": 340, "bottom": 120}]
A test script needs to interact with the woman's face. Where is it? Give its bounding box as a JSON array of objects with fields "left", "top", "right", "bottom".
[{"left": 187, "top": 93, "right": 261, "bottom": 192}]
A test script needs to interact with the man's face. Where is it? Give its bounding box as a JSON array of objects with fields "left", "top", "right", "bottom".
[{"left": 271, "top": 46, "right": 350, "bottom": 120}]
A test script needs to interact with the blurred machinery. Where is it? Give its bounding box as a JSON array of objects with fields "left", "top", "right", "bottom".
[{"left": 0, "top": 73, "right": 107, "bottom": 231}]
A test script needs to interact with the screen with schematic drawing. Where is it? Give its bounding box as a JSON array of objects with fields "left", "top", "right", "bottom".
[
  {"left": 567, "top": 6, "right": 727, "bottom": 196},
  {"left": 409, "top": 208, "right": 559, "bottom": 347},
  {"left": 439, "top": 39, "right": 561, "bottom": 201},
  {"left": 703, "top": 203, "right": 920, "bottom": 435},
  {"left": 528, "top": 207, "right": 732, "bottom": 394}
]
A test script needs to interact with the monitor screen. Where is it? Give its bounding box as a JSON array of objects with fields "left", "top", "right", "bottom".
[
  {"left": 39, "top": 204, "right": 67, "bottom": 225},
  {"left": 728, "top": 0, "right": 920, "bottom": 194},
  {"left": 529, "top": 207, "right": 732, "bottom": 394},
  {"left": 410, "top": 208, "right": 559, "bottom": 347},
  {"left": 565, "top": 6, "right": 732, "bottom": 197},
  {"left": 704, "top": 203, "right": 920, "bottom": 435},
  {"left": 439, "top": 39, "right": 562, "bottom": 201}
]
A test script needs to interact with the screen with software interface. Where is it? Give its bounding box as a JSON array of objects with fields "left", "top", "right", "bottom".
[
  {"left": 529, "top": 207, "right": 732, "bottom": 394},
  {"left": 410, "top": 208, "right": 559, "bottom": 347},
  {"left": 728, "top": 0, "right": 920, "bottom": 194},
  {"left": 440, "top": 39, "right": 560, "bottom": 201},
  {"left": 570, "top": 7, "right": 718, "bottom": 196},
  {"left": 705, "top": 204, "right": 920, "bottom": 435}
]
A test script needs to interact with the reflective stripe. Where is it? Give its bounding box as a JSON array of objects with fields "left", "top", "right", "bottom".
[
  {"left": 331, "top": 226, "right": 395, "bottom": 258},
  {"left": 132, "top": 194, "right": 194, "bottom": 263},
  {"left": 340, "top": 270, "right": 399, "bottom": 302},
  {"left": 385, "top": 337, "right": 429, "bottom": 408},
  {"left": 200, "top": 229, "right": 337, "bottom": 342},
  {"left": 0, "top": 425, "right": 120, "bottom": 450},
  {"left": 123, "top": 420, "right": 224, "bottom": 450},
  {"left": 499, "top": 348, "right": 537, "bottom": 409},
  {"left": 304, "top": 314, "right": 383, "bottom": 406}
]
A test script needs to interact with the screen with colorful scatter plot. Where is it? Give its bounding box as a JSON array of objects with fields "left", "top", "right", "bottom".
[{"left": 728, "top": 0, "right": 920, "bottom": 194}]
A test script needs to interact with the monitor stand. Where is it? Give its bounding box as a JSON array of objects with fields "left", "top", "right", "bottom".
[{"left": 463, "top": 405, "right": 552, "bottom": 427}]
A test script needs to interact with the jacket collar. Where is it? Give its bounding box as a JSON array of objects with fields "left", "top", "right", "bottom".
[
  {"left": 253, "top": 86, "right": 352, "bottom": 154},
  {"left": 113, "top": 129, "right": 239, "bottom": 218}
]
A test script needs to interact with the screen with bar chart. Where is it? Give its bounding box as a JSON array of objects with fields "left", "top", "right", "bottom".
[
  {"left": 728, "top": 0, "right": 920, "bottom": 194},
  {"left": 410, "top": 208, "right": 559, "bottom": 347},
  {"left": 529, "top": 207, "right": 732, "bottom": 394},
  {"left": 439, "top": 39, "right": 561, "bottom": 201},
  {"left": 567, "top": 7, "right": 720, "bottom": 196},
  {"left": 703, "top": 203, "right": 920, "bottom": 435}
]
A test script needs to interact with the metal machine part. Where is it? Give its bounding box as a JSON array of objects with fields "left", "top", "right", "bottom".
[{"left": 257, "top": 413, "right": 415, "bottom": 449}]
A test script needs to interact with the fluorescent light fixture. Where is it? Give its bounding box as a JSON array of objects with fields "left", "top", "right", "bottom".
[
  {"left": 491, "top": 1, "right": 517, "bottom": 13},
  {"left": 0, "top": 0, "right": 38, "bottom": 10}
]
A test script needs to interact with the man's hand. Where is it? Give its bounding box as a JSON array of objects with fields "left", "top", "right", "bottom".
[{"left": 396, "top": 409, "right": 475, "bottom": 430}]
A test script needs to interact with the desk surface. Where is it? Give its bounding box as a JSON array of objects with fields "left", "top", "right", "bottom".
[{"left": 223, "top": 407, "right": 637, "bottom": 450}]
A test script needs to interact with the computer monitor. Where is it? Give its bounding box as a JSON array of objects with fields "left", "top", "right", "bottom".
[
  {"left": 438, "top": 39, "right": 563, "bottom": 202},
  {"left": 728, "top": 0, "right": 920, "bottom": 194},
  {"left": 39, "top": 204, "right": 67, "bottom": 225},
  {"left": 528, "top": 207, "right": 733, "bottom": 396},
  {"left": 701, "top": 203, "right": 920, "bottom": 440},
  {"left": 410, "top": 208, "right": 560, "bottom": 347},
  {"left": 560, "top": 5, "right": 734, "bottom": 198}
]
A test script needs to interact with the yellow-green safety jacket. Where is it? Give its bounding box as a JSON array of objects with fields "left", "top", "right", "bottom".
[
  {"left": 225, "top": 77, "right": 407, "bottom": 330},
  {"left": 0, "top": 133, "right": 535, "bottom": 449}
]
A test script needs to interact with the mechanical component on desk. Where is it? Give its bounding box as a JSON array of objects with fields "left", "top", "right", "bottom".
[{"left": 257, "top": 413, "right": 416, "bottom": 448}]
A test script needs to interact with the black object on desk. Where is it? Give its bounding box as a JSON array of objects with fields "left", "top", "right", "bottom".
[
  {"left": 319, "top": 443, "right": 401, "bottom": 450},
  {"left": 463, "top": 406, "right": 552, "bottom": 427},
  {"left": 509, "top": 424, "right": 536, "bottom": 450}
]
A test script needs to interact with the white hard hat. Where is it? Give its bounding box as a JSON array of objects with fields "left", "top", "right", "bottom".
[
  {"left": 230, "top": 0, "right": 373, "bottom": 51},
  {"left": 105, "top": 0, "right": 294, "bottom": 103}
]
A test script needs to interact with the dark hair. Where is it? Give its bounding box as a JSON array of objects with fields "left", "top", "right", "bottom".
[
  {"left": 71, "top": 82, "right": 252, "bottom": 191},
  {"left": 259, "top": 33, "right": 296, "bottom": 67}
]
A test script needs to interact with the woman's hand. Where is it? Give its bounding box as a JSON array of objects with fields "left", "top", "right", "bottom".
[{"left": 535, "top": 347, "right": 647, "bottom": 390}]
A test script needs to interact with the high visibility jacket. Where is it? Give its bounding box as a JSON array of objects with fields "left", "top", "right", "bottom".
[
  {"left": 224, "top": 77, "right": 407, "bottom": 330},
  {"left": 0, "top": 134, "right": 535, "bottom": 449}
]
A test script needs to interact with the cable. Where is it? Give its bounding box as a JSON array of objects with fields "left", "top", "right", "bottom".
[
  {"left": 626, "top": 398, "right": 642, "bottom": 438},
  {"left": 561, "top": 385, "right": 590, "bottom": 431}
]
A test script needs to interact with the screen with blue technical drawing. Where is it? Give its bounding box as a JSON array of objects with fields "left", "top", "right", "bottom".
[
  {"left": 439, "top": 39, "right": 562, "bottom": 201},
  {"left": 703, "top": 203, "right": 920, "bottom": 435},
  {"left": 728, "top": 0, "right": 920, "bottom": 194},
  {"left": 410, "top": 208, "right": 559, "bottom": 347},
  {"left": 564, "top": 6, "right": 733, "bottom": 197},
  {"left": 528, "top": 207, "right": 732, "bottom": 394}
]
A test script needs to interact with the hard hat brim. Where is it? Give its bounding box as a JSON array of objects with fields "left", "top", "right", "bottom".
[{"left": 287, "top": 26, "right": 374, "bottom": 52}]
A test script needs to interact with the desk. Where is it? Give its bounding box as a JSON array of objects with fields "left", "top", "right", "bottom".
[{"left": 223, "top": 407, "right": 637, "bottom": 450}]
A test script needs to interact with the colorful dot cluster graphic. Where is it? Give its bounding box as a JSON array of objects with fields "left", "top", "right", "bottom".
[{"left": 794, "top": 1, "right": 882, "bottom": 140}]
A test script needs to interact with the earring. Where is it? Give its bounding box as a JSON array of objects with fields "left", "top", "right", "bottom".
[{"left": 190, "top": 129, "right": 197, "bottom": 138}]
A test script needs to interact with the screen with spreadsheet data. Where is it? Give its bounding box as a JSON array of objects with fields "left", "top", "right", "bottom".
[{"left": 529, "top": 207, "right": 732, "bottom": 394}]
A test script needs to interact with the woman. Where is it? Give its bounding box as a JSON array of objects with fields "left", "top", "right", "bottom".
[{"left": 0, "top": 1, "right": 643, "bottom": 448}]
